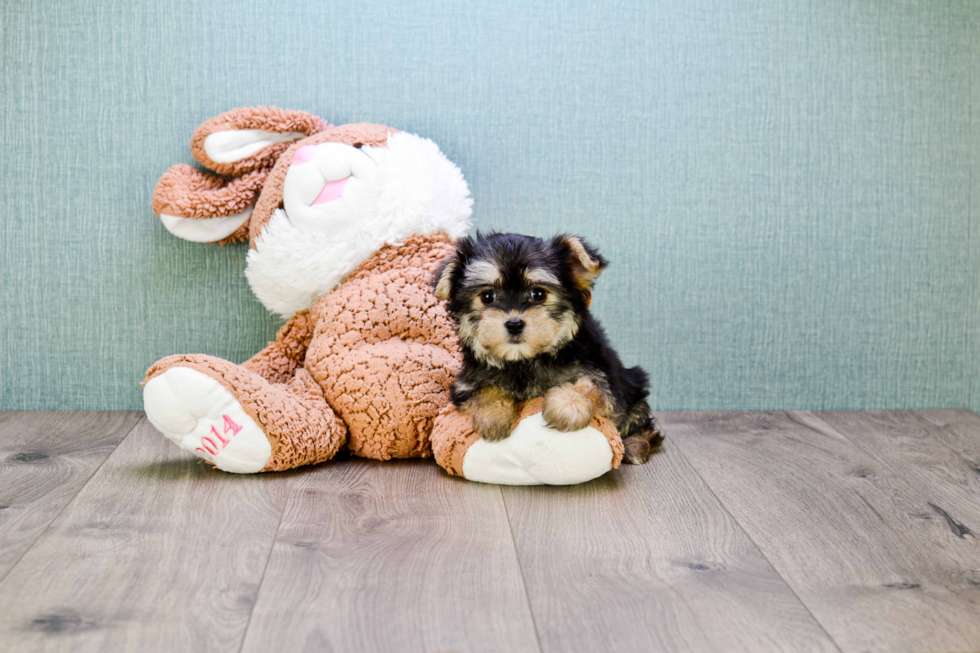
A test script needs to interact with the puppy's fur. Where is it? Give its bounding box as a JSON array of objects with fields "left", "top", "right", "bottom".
[{"left": 434, "top": 232, "right": 663, "bottom": 464}]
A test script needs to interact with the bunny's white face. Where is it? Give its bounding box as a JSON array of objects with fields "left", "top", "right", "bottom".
[
  {"left": 245, "top": 131, "right": 473, "bottom": 317},
  {"left": 281, "top": 142, "right": 381, "bottom": 233}
]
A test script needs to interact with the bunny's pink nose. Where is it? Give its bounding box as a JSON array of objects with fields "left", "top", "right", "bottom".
[{"left": 311, "top": 177, "right": 350, "bottom": 205}]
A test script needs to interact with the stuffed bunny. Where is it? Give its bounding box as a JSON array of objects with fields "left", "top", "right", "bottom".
[{"left": 143, "top": 107, "right": 624, "bottom": 484}]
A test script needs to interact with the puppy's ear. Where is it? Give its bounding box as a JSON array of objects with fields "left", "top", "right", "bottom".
[
  {"left": 433, "top": 256, "right": 458, "bottom": 301},
  {"left": 554, "top": 235, "right": 608, "bottom": 291},
  {"left": 433, "top": 237, "right": 473, "bottom": 301}
]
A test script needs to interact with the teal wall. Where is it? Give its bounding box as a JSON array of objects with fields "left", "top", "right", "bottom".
[{"left": 2, "top": 0, "right": 978, "bottom": 411}]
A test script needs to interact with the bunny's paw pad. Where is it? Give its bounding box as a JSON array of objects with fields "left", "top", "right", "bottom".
[{"left": 143, "top": 367, "right": 271, "bottom": 473}]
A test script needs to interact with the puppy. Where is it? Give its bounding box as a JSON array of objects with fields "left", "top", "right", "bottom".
[{"left": 434, "top": 232, "right": 663, "bottom": 464}]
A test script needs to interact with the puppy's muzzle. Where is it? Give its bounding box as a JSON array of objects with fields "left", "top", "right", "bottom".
[{"left": 505, "top": 318, "right": 525, "bottom": 336}]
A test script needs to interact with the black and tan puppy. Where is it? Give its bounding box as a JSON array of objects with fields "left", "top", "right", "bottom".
[{"left": 434, "top": 232, "right": 663, "bottom": 464}]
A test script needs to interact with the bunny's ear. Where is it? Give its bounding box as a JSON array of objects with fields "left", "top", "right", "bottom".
[
  {"left": 152, "top": 164, "right": 268, "bottom": 244},
  {"left": 189, "top": 107, "right": 329, "bottom": 176},
  {"left": 152, "top": 108, "right": 328, "bottom": 244}
]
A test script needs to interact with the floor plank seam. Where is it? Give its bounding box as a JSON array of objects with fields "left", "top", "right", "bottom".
[
  {"left": 500, "top": 487, "right": 545, "bottom": 653},
  {"left": 0, "top": 413, "right": 145, "bottom": 587},
  {"left": 235, "top": 487, "right": 290, "bottom": 653},
  {"left": 664, "top": 422, "right": 847, "bottom": 653}
]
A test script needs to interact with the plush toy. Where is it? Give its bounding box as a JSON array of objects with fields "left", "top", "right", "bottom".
[{"left": 143, "top": 107, "right": 624, "bottom": 484}]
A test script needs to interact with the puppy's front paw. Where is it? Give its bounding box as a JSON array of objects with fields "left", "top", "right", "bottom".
[
  {"left": 472, "top": 408, "right": 514, "bottom": 442},
  {"left": 467, "top": 387, "right": 518, "bottom": 442},
  {"left": 543, "top": 383, "right": 595, "bottom": 432}
]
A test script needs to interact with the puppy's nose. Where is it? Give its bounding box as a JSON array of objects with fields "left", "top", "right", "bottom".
[{"left": 505, "top": 318, "right": 525, "bottom": 335}]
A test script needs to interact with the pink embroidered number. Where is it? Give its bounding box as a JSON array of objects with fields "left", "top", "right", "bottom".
[
  {"left": 223, "top": 414, "right": 242, "bottom": 437},
  {"left": 196, "top": 415, "right": 243, "bottom": 458},
  {"left": 211, "top": 425, "right": 229, "bottom": 446}
]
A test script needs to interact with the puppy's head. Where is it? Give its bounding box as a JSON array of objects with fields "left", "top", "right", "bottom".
[{"left": 434, "top": 232, "right": 607, "bottom": 365}]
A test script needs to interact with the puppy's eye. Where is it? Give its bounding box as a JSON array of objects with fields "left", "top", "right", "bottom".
[
  {"left": 480, "top": 290, "right": 496, "bottom": 305},
  {"left": 530, "top": 288, "right": 547, "bottom": 302}
]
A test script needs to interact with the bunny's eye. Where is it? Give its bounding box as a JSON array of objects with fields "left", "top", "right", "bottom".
[
  {"left": 530, "top": 288, "right": 547, "bottom": 303},
  {"left": 480, "top": 290, "right": 496, "bottom": 305}
]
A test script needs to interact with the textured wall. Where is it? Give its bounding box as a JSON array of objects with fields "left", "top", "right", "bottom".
[{"left": 1, "top": 0, "right": 977, "bottom": 411}]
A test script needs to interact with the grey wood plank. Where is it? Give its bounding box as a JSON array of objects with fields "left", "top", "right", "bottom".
[
  {"left": 500, "top": 436, "right": 840, "bottom": 653},
  {"left": 815, "top": 410, "right": 980, "bottom": 534},
  {"left": 916, "top": 409, "right": 980, "bottom": 474},
  {"left": 0, "top": 411, "right": 142, "bottom": 581},
  {"left": 0, "top": 417, "right": 294, "bottom": 653},
  {"left": 239, "top": 458, "right": 541, "bottom": 653},
  {"left": 662, "top": 411, "right": 980, "bottom": 653}
]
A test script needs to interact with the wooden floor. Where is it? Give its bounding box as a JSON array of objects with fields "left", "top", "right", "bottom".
[{"left": 1, "top": 410, "right": 979, "bottom": 652}]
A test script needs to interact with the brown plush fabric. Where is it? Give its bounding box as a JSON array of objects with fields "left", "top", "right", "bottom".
[
  {"left": 430, "top": 397, "right": 624, "bottom": 478},
  {"left": 189, "top": 106, "right": 327, "bottom": 176},
  {"left": 430, "top": 403, "right": 481, "bottom": 477},
  {"left": 248, "top": 124, "right": 397, "bottom": 245},
  {"left": 592, "top": 407, "right": 625, "bottom": 468},
  {"left": 152, "top": 165, "right": 268, "bottom": 220},
  {"left": 241, "top": 311, "right": 314, "bottom": 384},
  {"left": 305, "top": 233, "right": 460, "bottom": 460}
]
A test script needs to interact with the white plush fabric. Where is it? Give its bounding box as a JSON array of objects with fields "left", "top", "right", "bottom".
[
  {"left": 461, "top": 413, "right": 615, "bottom": 485},
  {"left": 246, "top": 132, "right": 473, "bottom": 316},
  {"left": 204, "top": 129, "right": 306, "bottom": 163},
  {"left": 144, "top": 366, "right": 272, "bottom": 473},
  {"left": 159, "top": 206, "right": 253, "bottom": 243}
]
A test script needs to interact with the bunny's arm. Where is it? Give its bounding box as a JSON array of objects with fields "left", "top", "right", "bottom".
[{"left": 241, "top": 310, "right": 315, "bottom": 384}]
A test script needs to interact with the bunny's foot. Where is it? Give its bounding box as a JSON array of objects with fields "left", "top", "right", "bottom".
[
  {"left": 431, "top": 398, "right": 624, "bottom": 485},
  {"left": 144, "top": 366, "right": 272, "bottom": 473},
  {"left": 144, "top": 354, "right": 348, "bottom": 473}
]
